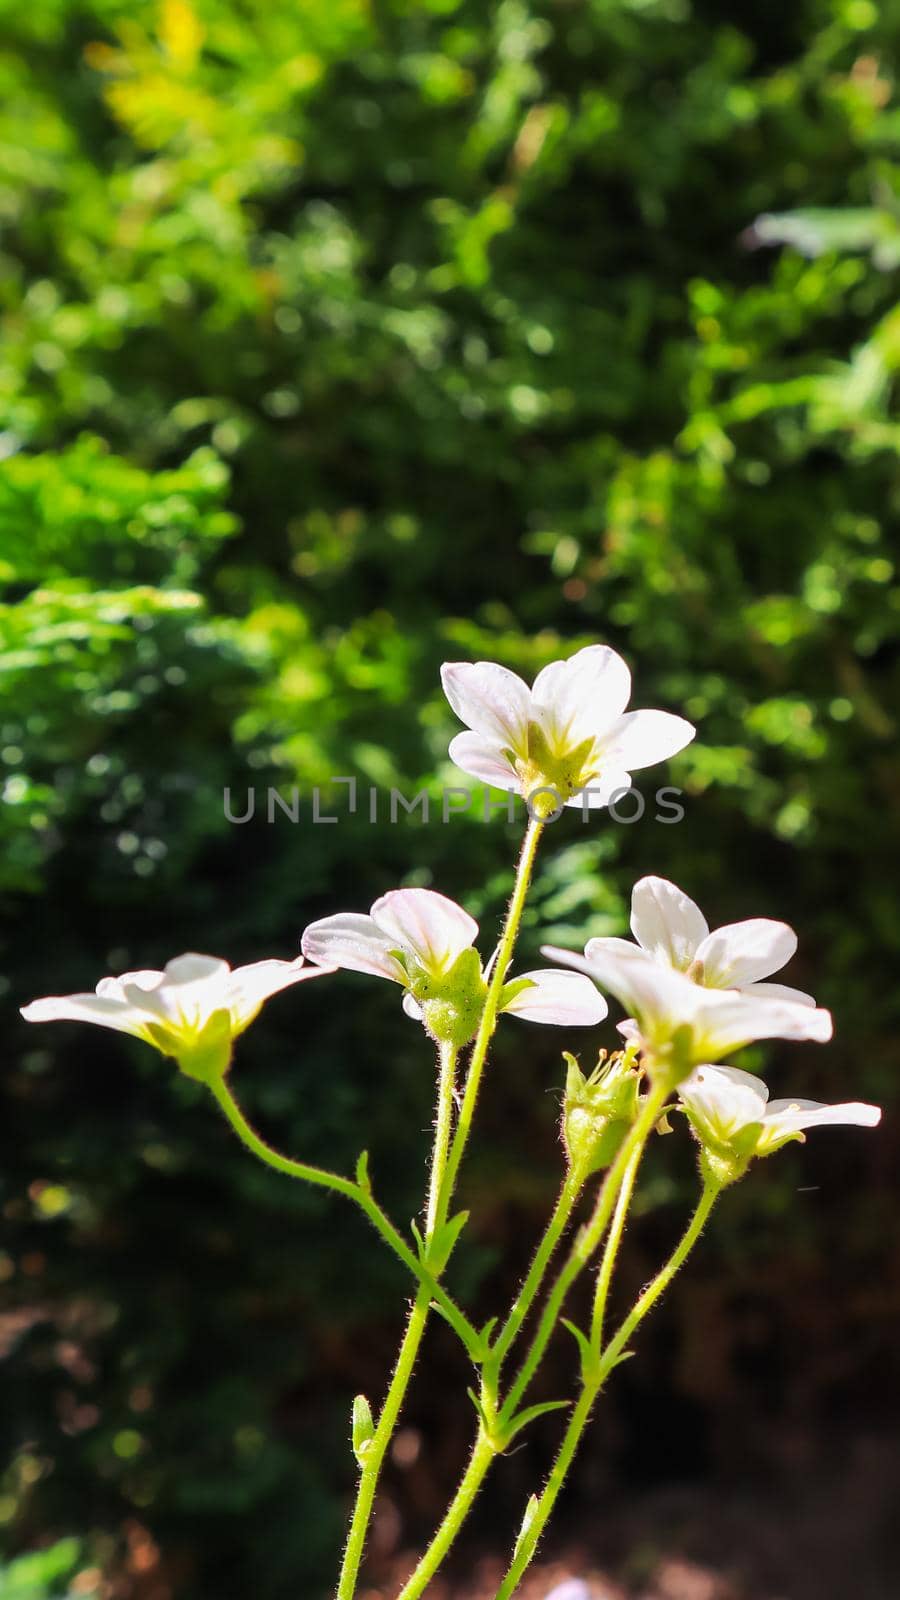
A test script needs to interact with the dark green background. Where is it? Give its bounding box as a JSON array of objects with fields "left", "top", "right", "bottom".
[{"left": 1, "top": 0, "right": 898, "bottom": 1595}]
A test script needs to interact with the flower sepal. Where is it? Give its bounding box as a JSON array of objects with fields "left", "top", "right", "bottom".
[
  {"left": 172, "top": 1008, "right": 234, "bottom": 1084},
  {"left": 643, "top": 1022, "right": 697, "bottom": 1089},
  {"left": 497, "top": 975, "right": 537, "bottom": 1010},
  {"left": 408, "top": 945, "right": 489, "bottom": 1048},
  {"left": 562, "top": 1049, "right": 640, "bottom": 1180},
  {"left": 515, "top": 722, "right": 598, "bottom": 813},
  {"left": 699, "top": 1144, "right": 749, "bottom": 1190}
]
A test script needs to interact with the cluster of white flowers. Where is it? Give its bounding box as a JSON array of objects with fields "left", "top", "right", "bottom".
[{"left": 22, "top": 642, "right": 880, "bottom": 1168}]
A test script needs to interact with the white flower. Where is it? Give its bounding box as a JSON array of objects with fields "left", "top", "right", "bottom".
[
  {"left": 542, "top": 938, "right": 832, "bottom": 1073},
  {"left": 618, "top": 874, "right": 816, "bottom": 1007},
  {"left": 302, "top": 888, "right": 479, "bottom": 986},
  {"left": 680, "top": 1063, "right": 881, "bottom": 1164},
  {"left": 21, "top": 954, "right": 332, "bottom": 1080},
  {"left": 301, "top": 887, "right": 606, "bottom": 1039},
  {"left": 440, "top": 645, "right": 695, "bottom": 814}
]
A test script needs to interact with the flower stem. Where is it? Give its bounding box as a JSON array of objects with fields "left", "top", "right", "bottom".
[
  {"left": 493, "top": 1179, "right": 721, "bottom": 1599},
  {"left": 589, "top": 1136, "right": 642, "bottom": 1355},
  {"left": 439, "top": 817, "right": 544, "bottom": 1212},
  {"left": 485, "top": 1168, "right": 583, "bottom": 1385},
  {"left": 208, "top": 1074, "right": 479, "bottom": 1358},
  {"left": 395, "top": 1431, "right": 497, "bottom": 1600},
  {"left": 427, "top": 1038, "right": 456, "bottom": 1237},
  {"left": 396, "top": 1085, "right": 669, "bottom": 1596},
  {"left": 335, "top": 1040, "right": 459, "bottom": 1600},
  {"left": 500, "top": 1081, "right": 669, "bottom": 1424}
]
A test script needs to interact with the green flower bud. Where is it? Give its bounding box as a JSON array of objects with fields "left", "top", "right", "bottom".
[{"left": 562, "top": 1049, "right": 640, "bottom": 1179}]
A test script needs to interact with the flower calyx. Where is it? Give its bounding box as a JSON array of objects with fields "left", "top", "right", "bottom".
[{"left": 562, "top": 1048, "right": 640, "bottom": 1180}]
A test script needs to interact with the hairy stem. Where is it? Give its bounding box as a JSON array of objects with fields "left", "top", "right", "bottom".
[
  {"left": 493, "top": 1179, "right": 720, "bottom": 1598},
  {"left": 500, "top": 1081, "right": 669, "bottom": 1423},
  {"left": 440, "top": 817, "right": 543, "bottom": 1211},
  {"left": 395, "top": 1431, "right": 498, "bottom": 1600},
  {"left": 589, "top": 1136, "right": 643, "bottom": 1355},
  {"left": 338, "top": 820, "right": 544, "bottom": 1599},
  {"left": 209, "top": 1075, "right": 478, "bottom": 1356},
  {"left": 396, "top": 1084, "right": 670, "bottom": 1596},
  {"left": 486, "top": 1168, "right": 584, "bottom": 1386},
  {"left": 335, "top": 1040, "right": 458, "bottom": 1600}
]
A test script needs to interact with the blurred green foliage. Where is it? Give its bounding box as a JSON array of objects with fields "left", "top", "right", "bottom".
[{"left": 1, "top": 0, "right": 898, "bottom": 1594}]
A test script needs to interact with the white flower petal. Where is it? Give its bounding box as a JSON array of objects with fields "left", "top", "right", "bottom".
[
  {"left": 602, "top": 709, "right": 696, "bottom": 771},
  {"left": 694, "top": 919, "right": 798, "bottom": 988},
  {"left": 163, "top": 954, "right": 230, "bottom": 985},
  {"left": 630, "top": 876, "right": 709, "bottom": 970},
  {"left": 440, "top": 661, "right": 531, "bottom": 751},
  {"left": 680, "top": 1063, "right": 770, "bottom": 1139},
  {"left": 739, "top": 980, "right": 816, "bottom": 1008},
  {"left": 532, "top": 644, "right": 632, "bottom": 747},
  {"left": 402, "top": 991, "right": 425, "bottom": 1021},
  {"left": 547, "top": 941, "right": 680, "bottom": 1030},
  {"left": 502, "top": 969, "right": 608, "bottom": 1026},
  {"left": 702, "top": 1063, "right": 771, "bottom": 1100},
  {"left": 764, "top": 1099, "right": 882, "bottom": 1135},
  {"left": 447, "top": 731, "right": 520, "bottom": 791},
  {"left": 227, "top": 957, "right": 334, "bottom": 1032},
  {"left": 301, "top": 912, "right": 404, "bottom": 982},
  {"left": 20, "top": 992, "right": 155, "bottom": 1038},
  {"left": 584, "top": 935, "right": 651, "bottom": 963},
  {"left": 96, "top": 969, "right": 164, "bottom": 999},
  {"left": 125, "top": 954, "right": 230, "bottom": 1030},
  {"left": 691, "top": 990, "right": 833, "bottom": 1055},
  {"left": 370, "top": 888, "right": 478, "bottom": 974}
]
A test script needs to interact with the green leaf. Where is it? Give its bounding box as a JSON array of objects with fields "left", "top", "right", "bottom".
[
  {"left": 500, "top": 1398, "right": 570, "bottom": 1449},
  {"left": 355, "top": 1150, "right": 371, "bottom": 1193},
  {"left": 561, "top": 1316, "right": 597, "bottom": 1383},
  {"left": 351, "top": 1393, "right": 375, "bottom": 1466},
  {"left": 466, "top": 1385, "right": 495, "bottom": 1436},
  {"left": 427, "top": 1209, "right": 469, "bottom": 1272},
  {"left": 512, "top": 1493, "right": 540, "bottom": 1561}
]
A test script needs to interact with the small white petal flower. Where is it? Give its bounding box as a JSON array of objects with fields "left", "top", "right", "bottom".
[
  {"left": 368, "top": 888, "right": 479, "bottom": 973},
  {"left": 577, "top": 875, "right": 824, "bottom": 1059},
  {"left": 21, "top": 953, "right": 331, "bottom": 1080},
  {"left": 441, "top": 646, "right": 695, "bottom": 815},
  {"left": 542, "top": 939, "right": 832, "bottom": 1072},
  {"left": 303, "top": 888, "right": 605, "bottom": 1035},
  {"left": 606, "top": 874, "right": 817, "bottom": 1007},
  {"left": 302, "top": 888, "right": 479, "bottom": 986},
  {"left": 680, "top": 1063, "right": 881, "bottom": 1165},
  {"left": 679, "top": 1063, "right": 770, "bottom": 1145}
]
